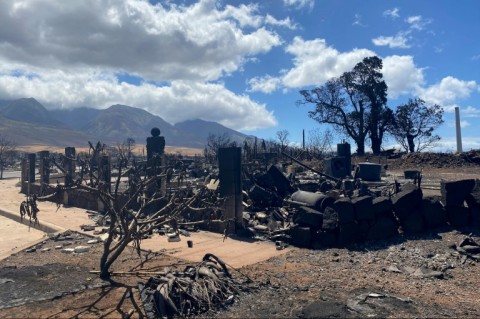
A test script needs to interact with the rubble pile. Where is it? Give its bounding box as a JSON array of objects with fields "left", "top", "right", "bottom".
[
  {"left": 138, "top": 253, "right": 253, "bottom": 318},
  {"left": 387, "top": 150, "right": 480, "bottom": 169},
  {"left": 242, "top": 161, "right": 480, "bottom": 249}
]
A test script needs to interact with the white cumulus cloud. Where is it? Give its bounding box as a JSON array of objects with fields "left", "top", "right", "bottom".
[
  {"left": 248, "top": 38, "right": 426, "bottom": 99},
  {"left": 0, "top": 0, "right": 290, "bottom": 130},
  {"left": 382, "top": 55, "right": 424, "bottom": 98},
  {"left": 0, "top": 68, "right": 277, "bottom": 131},
  {"left": 283, "top": 0, "right": 314, "bottom": 10},
  {"left": 281, "top": 37, "right": 375, "bottom": 88},
  {"left": 0, "top": 0, "right": 282, "bottom": 82},
  {"left": 247, "top": 75, "right": 282, "bottom": 94},
  {"left": 383, "top": 8, "right": 400, "bottom": 19},
  {"left": 406, "top": 15, "right": 432, "bottom": 30},
  {"left": 372, "top": 32, "right": 411, "bottom": 49},
  {"left": 418, "top": 76, "right": 478, "bottom": 108}
]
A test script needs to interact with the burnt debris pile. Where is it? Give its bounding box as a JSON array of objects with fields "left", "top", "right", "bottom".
[
  {"left": 20, "top": 141, "right": 480, "bottom": 251},
  {"left": 242, "top": 161, "right": 480, "bottom": 249},
  {"left": 138, "top": 253, "right": 253, "bottom": 318}
]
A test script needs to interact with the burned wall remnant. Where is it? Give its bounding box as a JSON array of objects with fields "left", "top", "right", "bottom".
[
  {"left": 64, "top": 147, "right": 76, "bottom": 187},
  {"left": 28, "top": 153, "right": 36, "bottom": 184},
  {"left": 218, "top": 147, "right": 243, "bottom": 233},
  {"left": 39, "top": 150, "right": 50, "bottom": 188}
]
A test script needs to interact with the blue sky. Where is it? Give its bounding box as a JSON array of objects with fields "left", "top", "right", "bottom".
[{"left": 0, "top": 0, "right": 479, "bottom": 151}]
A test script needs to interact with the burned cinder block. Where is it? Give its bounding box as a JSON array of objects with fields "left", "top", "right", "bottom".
[
  {"left": 290, "top": 225, "right": 312, "bottom": 248},
  {"left": 311, "top": 230, "right": 337, "bottom": 249},
  {"left": 357, "top": 220, "right": 372, "bottom": 241},
  {"left": 470, "top": 206, "right": 480, "bottom": 228},
  {"left": 338, "top": 222, "right": 359, "bottom": 245},
  {"left": 333, "top": 198, "right": 355, "bottom": 224},
  {"left": 367, "top": 217, "right": 398, "bottom": 240},
  {"left": 322, "top": 207, "right": 338, "bottom": 231},
  {"left": 392, "top": 185, "right": 423, "bottom": 220},
  {"left": 421, "top": 197, "right": 447, "bottom": 229},
  {"left": 441, "top": 179, "right": 475, "bottom": 207},
  {"left": 352, "top": 195, "right": 374, "bottom": 221},
  {"left": 446, "top": 206, "right": 470, "bottom": 227},
  {"left": 293, "top": 206, "right": 323, "bottom": 229},
  {"left": 466, "top": 193, "right": 480, "bottom": 227},
  {"left": 399, "top": 210, "right": 424, "bottom": 233},
  {"left": 372, "top": 196, "right": 393, "bottom": 219}
]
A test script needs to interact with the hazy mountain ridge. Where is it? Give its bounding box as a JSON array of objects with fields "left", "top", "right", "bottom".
[
  {"left": 174, "top": 119, "right": 251, "bottom": 145},
  {"left": 0, "top": 98, "right": 66, "bottom": 128},
  {"left": 0, "top": 98, "right": 249, "bottom": 148}
]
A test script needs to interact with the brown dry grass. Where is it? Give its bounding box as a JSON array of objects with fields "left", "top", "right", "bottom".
[{"left": 17, "top": 145, "right": 203, "bottom": 156}]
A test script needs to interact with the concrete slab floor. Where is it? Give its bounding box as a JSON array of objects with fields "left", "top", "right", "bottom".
[
  {"left": 0, "top": 215, "right": 47, "bottom": 260},
  {"left": 140, "top": 231, "right": 289, "bottom": 268}
]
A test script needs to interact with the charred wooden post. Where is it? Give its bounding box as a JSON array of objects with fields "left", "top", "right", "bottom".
[
  {"left": 337, "top": 142, "right": 352, "bottom": 177},
  {"left": 98, "top": 155, "right": 111, "bottom": 193},
  {"left": 21, "top": 158, "right": 28, "bottom": 193},
  {"left": 218, "top": 147, "right": 243, "bottom": 233},
  {"left": 38, "top": 151, "right": 50, "bottom": 187},
  {"left": 64, "top": 147, "right": 76, "bottom": 187},
  {"left": 27, "top": 153, "right": 36, "bottom": 185}
]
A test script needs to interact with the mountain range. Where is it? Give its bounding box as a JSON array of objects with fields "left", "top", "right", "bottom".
[{"left": 0, "top": 98, "right": 249, "bottom": 148}]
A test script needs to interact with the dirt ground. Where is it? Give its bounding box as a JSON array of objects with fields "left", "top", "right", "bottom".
[{"left": 1, "top": 153, "right": 480, "bottom": 318}]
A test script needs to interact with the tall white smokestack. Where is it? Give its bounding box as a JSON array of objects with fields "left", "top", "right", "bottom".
[{"left": 455, "top": 106, "right": 463, "bottom": 153}]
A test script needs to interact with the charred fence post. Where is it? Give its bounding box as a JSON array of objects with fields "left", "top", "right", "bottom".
[
  {"left": 64, "top": 147, "right": 76, "bottom": 187},
  {"left": 21, "top": 158, "right": 28, "bottom": 193},
  {"left": 218, "top": 147, "right": 244, "bottom": 233},
  {"left": 27, "top": 153, "right": 36, "bottom": 186},
  {"left": 98, "top": 155, "right": 111, "bottom": 194},
  {"left": 39, "top": 151, "right": 50, "bottom": 188},
  {"left": 337, "top": 142, "right": 352, "bottom": 177}
]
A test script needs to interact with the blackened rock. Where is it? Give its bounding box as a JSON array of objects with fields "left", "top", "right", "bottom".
[
  {"left": 352, "top": 195, "right": 374, "bottom": 221},
  {"left": 290, "top": 225, "right": 312, "bottom": 248},
  {"left": 312, "top": 230, "right": 337, "bottom": 249},
  {"left": 400, "top": 210, "right": 424, "bottom": 233},
  {"left": 392, "top": 185, "right": 423, "bottom": 220},
  {"left": 338, "top": 222, "right": 359, "bottom": 245},
  {"left": 322, "top": 207, "right": 339, "bottom": 231},
  {"left": 372, "top": 196, "right": 393, "bottom": 219},
  {"left": 293, "top": 206, "right": 323, "bottom": 229},
  {"left": 334, "top": 198, "right": 355, "bottom": 224},
  {"left": 422, "top": 197, "right": 447, "bottom": 229},
  {"left": 367, "top": 218, "right": 398, "bottom": 240},
  {"left": 446, "top": 206, "right": 470, "bottom": 227},
  {"left": 441, "top": 179, "right": 475, "bottom": 207}
]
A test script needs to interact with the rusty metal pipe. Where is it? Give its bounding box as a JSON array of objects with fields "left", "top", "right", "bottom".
[{"left": 281, "top": 151, "right": 339, "bottom": 182}]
